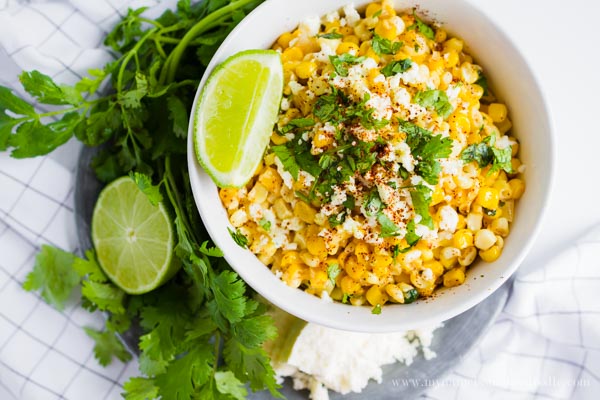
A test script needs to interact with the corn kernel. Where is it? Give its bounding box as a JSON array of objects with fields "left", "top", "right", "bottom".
[
  {"left": 294, "top": 201, "right": 317, "bottom": 224},
  {"left": 453, "top": 229, "right": 474, "bottom": 250},
  {"left": 273, "top": 198, "right": 293, "bottom": 220},
  {"left": 508, "top": 179, "right": 525, "bottom": 199},
  {"left": 476, "top": 187, "right": 500, "bottom": 210},
  {"left": 443, "top": 267, "right": 465, "bottom": 287},
  {"left": 479, "top": 245, "right": 501, "bottom": 262},
  {"left": 488, "top": 103, "right": 508, "bottom": 123},
  {"left": 230, "top": 209, "right": 248, "bottom": 227},
  {"left": 300, "top": 251, "right": 320, "bottom": 268},
  {"left": 345, "top": 255, "right": 366, "bottom": 280},
  {"left": 385, "top": 284, "right": 405, "bottom": 303},
  {"left": 306, "top": 235, "right": 328, "bottom": 259},
  {"left": 440, "top": 246, "right": 461, "bottom": 269},
  {"left": 460, "top": 62, "right": 479, "bottom": 84},
  {"left": 248, "top": 183, "right": 268, "bottom": 203},
  {"left": 490, "top": 217, "right": 509, "bottom": 237},
  {"left": 424, "top": 260, "right": 444, "bottom": 277},
  {"left": 494, "top": 180, "right": 513, "bottom": 201},
  {"left": 458, "top": 246, "right": 477, "bottom": 266},
  {"left": 474, "top": 229, "right": 496, "bottom": 250},
  {"left": 366, "top": 285, "right": 389, "bottom": 307},
  {"left": 341, "top": 275, "right": 362, "bottom": 295},
  {"left": 374, "top": 19, "right": 397, "bottom": 40},
  {"left": 337, "top": 41, "right": 359, "bottom": 55},
  {"left": 258, "top": 167, "right": 282, "bottom": 193},
  {"left": 295, "top": 61, "right": 317, "bottom": 80},
  {"left": 444, "top": 37, "right": 464, "bottom": 52},
  {"left": 281, "top": 47, "right": 303, "bottom": 63},
  {"left": 434, "top": 29, "right": 447, "bottom": 43},
  {"left": 365, "top": 3, "right": 382, "bottom": 18},
  {"left": 277, "top": 32, "right": 294, "bottom": 48},
  {"left": 444, "top": 51, "right": 459, "bottom": 68},
  {"left": 343, "top": 35, "right": 360, "bottom": 45}
]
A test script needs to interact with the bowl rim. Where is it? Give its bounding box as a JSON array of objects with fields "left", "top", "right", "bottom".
[{"left": 186, "top": 0, "right": 556, "bottom": 332}]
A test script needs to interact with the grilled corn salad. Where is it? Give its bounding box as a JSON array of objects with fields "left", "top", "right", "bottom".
[{"left": 220, "top": 1, "right": 525, "bottom": 310}]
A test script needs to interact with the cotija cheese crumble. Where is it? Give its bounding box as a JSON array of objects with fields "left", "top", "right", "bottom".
[{"left": 220, "top": 0, "right": 525, "bottom": 311}]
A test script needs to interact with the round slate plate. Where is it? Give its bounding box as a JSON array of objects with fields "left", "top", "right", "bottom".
[{"left": 75, "top": 145, "right": 510, "bottom": 400}]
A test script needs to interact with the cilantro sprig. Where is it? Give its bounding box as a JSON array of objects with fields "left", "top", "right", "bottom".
[
  {"left": 329, "top": 53, "right": 366, "bottom": 77},
  {"left": 461, "top": 133, "right": 513, "bottom": 174},
  {"left": 414, "top": 89, "right": 454, "bottom": 119},
  {"left": 371, "top": 34, "right": 403, "bottom": 55},
  {"left": 9, "top": 1, "right": 285, "bottom": 398},
  {"left": 381, "top": 59, "right": 413, "bottom": 77}
]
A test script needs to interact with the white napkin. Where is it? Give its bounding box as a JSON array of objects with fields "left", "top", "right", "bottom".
[{"left": 0, "top": 1, "right": 598, "bottom": 399}]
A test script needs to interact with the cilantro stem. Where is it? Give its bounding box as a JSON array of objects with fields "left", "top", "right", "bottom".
[
  {"left": 117, "top": 29, "right": 158, "bottom": 92},
  {"left": 164, "top": 155, "right": 199, "bottom": 244},
  {"left": 162, "top": 0, "right": 257, "bottom": 84}
]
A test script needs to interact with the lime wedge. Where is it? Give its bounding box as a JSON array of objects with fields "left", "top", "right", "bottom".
[
  {"left": 91, "top": 176, "right": 178, "bottom": 294},
  {"left": 193, "top": 49, "right": 283, "bottom": 187}
]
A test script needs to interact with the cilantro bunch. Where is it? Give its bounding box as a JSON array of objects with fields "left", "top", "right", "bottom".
[{"left": 2, "top": 1, "right": 285, "bottom": 399}]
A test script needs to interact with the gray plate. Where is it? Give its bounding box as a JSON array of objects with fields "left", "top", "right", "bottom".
[{"left": 75, "top": 145, "right": 510, "bottom": 400}]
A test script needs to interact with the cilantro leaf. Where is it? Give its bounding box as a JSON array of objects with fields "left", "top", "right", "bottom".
[
  {"left": 313, "top": 89, "right": 342, "bottom": 123},
  {"left": 327, "top": 263, "right": 341, "bottom": 286},
  {"left": 9, "top": 115, "right": 81, "bottom": 159},
  {"left": 166, "top": 95, "right": 188, "bottom": 138},
  {"left": 22, "top": 245, "right": 79, "bottom": 311},
  {"left": 372, "top": 304, "right": 382, "bottom": 314},
  {"left": 228, "top": 227, "right": 249, "bottom": 249},
  {"left": 81, "top": 281, "right": 126, "bottom": 314},
  {"left": 129, "top": 171, "right": 163, "bottom": 206},
  {"left": 363, "top": 190, "right": 384, "bottom": 216},
  {"left": 199, "top": 241, "right": 224, "bottom": 257},
  {"left": 461, "top": 134, "right": 513, "bottom": 174},
  {"left": 122, "top": 377, "right": 159, "bottom": 400},
  {"left": 377, "top": 213, "right": 402, "bottom": 237},
  {"left": 329, "top": 53, "right": 366, "bottom": 77},
  {"left": 490, "top": 146, "right": 513, "bottom": 174},
  {"left": 410, "top": 184, "right": 434, "bottom": 229},
  {"left": 281, "top": 117, "right": 315, "bottom": 134},
  {"left": 404, "top": 288, "right": 419, "bottom": 303},
  {"left": 214, "top": 370, "right": 248, "bottom": 400},
  {"left": 475, "top": 71, "right": 489, "bottom": 96},
  {"left": 404, "top": 219, "right": 421, "bottom": 247},
  {"left": 381, "top": 59, "right": 413, "bottom": 77},
  {"left": 208, "top": 270, "right": 247, "bottom": 326},
  {"left": 73, "top": 250, "right": 108, "bottom": 282},
  {"left": 19, "top": 70, "right": 82, "bottom": 105},
  {"left": 317, "top": 30, "right": 343, "bottom": 39},
  {"left": 372, "top": 34, "right": 402, "bottom": 55},
  {"left": 271, "top": 145, "right": 300, "bottom": 180},
  {"left": 259, "top": 218, "right": 272, "bottom": 231},
  {"left": 410, "top": 11, "right": 435, "bottom": 40},
  {"left": 414, "top": 89, "right": 453, "bottom": 119},
  {"left": 231, "top": 314, "right": 278, "bottom": 348},
  {"left": 84, "top": 327, "right": 132, "bottom": 367},
  {"left": 0, "top": 86, "right": 35, "bottom": 116}
]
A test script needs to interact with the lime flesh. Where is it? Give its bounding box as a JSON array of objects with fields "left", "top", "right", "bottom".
[
  {"left": 194, "top": 49, "right": 283, "bottom": 187},
  {"left": 91, "top": 177, "right": 177, "bottom": 294}
]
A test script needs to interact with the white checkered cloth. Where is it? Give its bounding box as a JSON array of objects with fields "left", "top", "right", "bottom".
[{"left": 0, "top": 1, "right": 598, "bottom": 399}]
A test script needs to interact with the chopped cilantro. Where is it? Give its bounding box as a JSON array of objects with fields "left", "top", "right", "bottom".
[
  {"left": 372, "top": 304, "right": 382, "bottom": 314},
  {"left": 461, "top": 133, "right": 513, "bottom": 174},
  {"left": 280, "top": 118, "right": 315, "bottom": 134},
  {"left": 372, "top": 9, "right": 383, "bottom": 18},
  {"left": 409, "top": 11, "right": 435, "bottom": 40},
  {"left": 329, "top": 53, "right": 366, "bottom": 77},
  {"left": 228, "top": 228, "right": 248, "bottom": 249},
  {"left": 410, "top": 184, "right": 434, "bottom": 229},
  {"left": 381, "top": 59, "right": 413, "bottom": 77},
  {"left": 317, "top": 30, "right": 343, "bottom": 39},
  {"left": 328, "top": 211, "right": 346, "bottom": 227},
  {"left": 271, "top": 145, "right": 300, "bottom": 180},
  {"left": 258, "top": 218, "right": 271, "bottom": 231},
  {"left": 475, "top": 71, "right": 489, "bottom": 96},
  {"left": 388, "top": 181, "right": 397, "bottom": 189},
  {"left": 342, "top": 293, "right": 350, "bottom": 304},
  {"left": 363, "top": 190, "right": 384, "bottom": 216},
  {"left": 391, "top": 245, "right": 400, "bottom": 260},
  {"left": 404, "top": 288, "right": 419, "bottom": 303},
  {"left": 343, "top": 195, "right": 355, "bottom": 210},
  {"left": 414, "top": 89, "right": 453, "bottom": 119},
  {"left": 377, "top": 213, "right": 402, "bottom": 238},
  {"left": 371, "top": 34, "right": 402, "bottom": 55},
  {"left": 327, "top": 263, "right": 341, "bottom": 286}
]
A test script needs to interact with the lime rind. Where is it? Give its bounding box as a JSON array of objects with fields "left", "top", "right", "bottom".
[
  {"left": 91, "top": 176, "right": 178, "bottom": 294},
  {"left": 193, "top": 49, "right": 284, "bottom": 188}
]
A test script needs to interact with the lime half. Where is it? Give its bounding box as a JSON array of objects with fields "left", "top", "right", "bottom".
[
  {"left": 194, "top": 49, "right": 283, "bottom": 187},
  {"left": 91, "top": 177, "right": 178, "bottom": 294}
]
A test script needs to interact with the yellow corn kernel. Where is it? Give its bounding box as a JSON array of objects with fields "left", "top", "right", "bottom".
[
  {"left": 354, "top": 241, "right": 371, "bottom": 261},
  {"left": 385, "top": 284, "right": 405, "bottom": 303},
  {"left": 295, "top": 61, "right": 317, "bottom": 80},
  {"left": 365, "top": 2, "right": 382, "bottom": 18},
  {"left": 453, "top": 229, "right": 474, "bottom": 250},
  {"left": 282, "top": 262, "right": 305, "bottom": 288},
  {"left": 337, "top": 41, "right": 359, "bottom": 55},
  {"left": 444, "top": 51, "right": 459, "bottom": 68},
  {"left": 229, "top": 209, "right": 248, "bottom": 227},
  {"left": 460, "top": 62, "right": 479, "bottom": 84},
  {"left": 380, "top": 0, "right": 396, "bottom": 18},
  {"left": 281, "top": 251, "right": 300, "bottom": 267},
  {"left": 343, "top": 34, "right": 360, "bottom": 45},
  {"left": 508, "top": 179, "right": 525, "bottom": 199},
  {"left": 365, "top": 49, "right": 380, "bottom": 63},
  {"left": 488, "top": 103, "right": 507, "bottom": 123},
  {"left": 277, "top": 32, "right": 294, "bottom": 48},
  {"left": 323, "top": 20, "right": 340, "bottom": 32},
  {"left": 511, "top": 140, "right": 519, "bottom": 156},
  {"left": 374, "top": 19, "right": 397, "bottom": 40},
  {"left": 476, "top": 187, "right": 500, "bottom": 210},
  {"left": 483, "top": 168, "right": 500, "bottom": 186},
  {"left": 490, "top": 217, "right": 509, "bottom": 237},
  {"left": 450, "top": 114, "right": 471, "bottom": 136},
  {"left": 434, "top": 29, "right": 447, "bottom": 43},
  {"left": 313, "top": 131, "right": 334, "bottom": 148},
  {"left": 273, "top": 198, "right": 293, "bottom": 220},
  {"left": 431, "top": 186, "right": 445, "bottom": 206},
  {"left": 281, "top": 47, "right": 303, "bottom": 63},
  {"left": 443, "top": 267, "right": 466, "bottom": 287},
  {"left": 248, "top": 183, "right": 268, "bottom": 203},
  {"left": 294, "top": 201, "right": 317, "bottom": 224},
  {"left": 444, "top": 37, "right": 464, "bottom": 53},
  {"left": 366, "top": 285, "right": 389, "bottom": 307},
  {"left": 420, "top": 248, "right": 434, "bottom": 262},
  {"left": 474, "top": 229, "right": 496, "bottom": 250},
  {"left": 309, "top": 266, "right": 328, "bottom": 287},
  {"left": 493, "top": 180, "right": 512, "bottom": 201},
  {"left": 424, "top": 260, "right": 444, "bottom": 277},
  {"left": 479, "top": 245, "right": 501, "bottom": 262},
  {"left": 306, "top": 235, "right": 328, "bottom": 259},
  {"left": 510, "top": 158, "right": 521, "bottom": 175},
  {"left": 458, "top": 246, "right": 477, "bottom": 266},
  {"left": 358, "top": 41, "right": 371, "bottom": 56},
  {"left": 270, "top": 131, "right": 287, "bottom": 145},
  {"left": 344, "top": 255, "right": 366, "bottom": 280},
  {"left": 428, "top": 57, "right": 445, "bottom": 72},
  {"left": 500, "top": 200, "right": 515, "bottom": 223},
  {"left": 440, "top": 246, "right": 461, "bottom": 269},
  {"left": 467, "top": 131, "right": 482, "bottom": 145},
  {"left": 258, "top": 167, "right": 282, "bottom": 193},
  {"left": 219, "top": 188, "right": 239, "bottom": 210},
  {"left": 410, "top": 269, "right": 435, "bottom": 296},
  {"left": 341, "top": 275, "right": 362, "bottom": 295},
  {"left": 456, "top": 215, "right": 466, "bottom": 231},
  {"left": 300, "top": 251, "right": 320, "bottom": 268}
]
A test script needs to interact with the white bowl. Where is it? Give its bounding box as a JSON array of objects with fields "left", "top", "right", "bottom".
[{"left": 187, "top": 0, "right": 555, "bottom": 332}]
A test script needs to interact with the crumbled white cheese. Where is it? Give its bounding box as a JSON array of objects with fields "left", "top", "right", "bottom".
[
  {"left": 280, "top": 97, "right": 290, "bottom": 111},
  {"left": 330, "top": 186, "right": 348, "bottom": 207},
  {"left": 495, "top": 135, "right": 516, "bottom": 149},
  {"left": 274, "top": 156, "right": 294, "bottom": 189},
  {"left": 288, "top": 80, "right": 304, "bottom": 95},
  {"left": 342, "top": 4, "right": 361, "bottom": 26},
  {"left": 366, "top": 94, "right": 392, "bottom": 120},
  {"left": 323, "top": 11, "right": 340, "bottom": 23},
  {"left": 300, "top": 16, "right": 321, "bottom": 36},
  {"left": 438, "top": 205, "right": 459, "bottom": 232},
  {"left": 422, "top": 268, "right": 434, "bottom": 281},
  {"left": 341, "top": 217, "right": 365, "bottom": 240}
]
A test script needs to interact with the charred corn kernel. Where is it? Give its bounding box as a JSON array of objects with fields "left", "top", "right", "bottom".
[
  {"left": 300, "top": 251, "right": 320, "bottom": 268},
  {"left": 443, "top": 267, "right": 466, "bottom": 287},
  {"left": 337, "top": 41, "right": 359, "bottom": 55},
  {"left": 477, "top": 187, "right": 500, "bottom": 210},
  {"left": 453, "top": 229, "right": 474, "bottom": 250},
  {"left": 494, "top": 180, "right": 513, "bottom": 201},
  {"left": 385, "top": 284, "right": 405, "bottom": 303},
  {"left": 488, "top": 103, "right": 507, "bottom": 123},
  {"left": 374, "top": 19, "right": 397, "bottom": 40},
  {"left": 283, "top": 263, "right": 304, "bottom": 288},
  {"left": 230, "top": 209, "right": 248, "bottom": 227},
  {"left": 281, "top": 251, "right": 300, "bottom": 267},
  {"left": 459, "top": 246, "right": 477, "bottom": 266},
  {"left": 343, "top": 35, "right": 360, "bottom": 45},
  {"left": 309, "top": 267, "right": 328, "bottom": 290},
  {"left": 365, "top": 2, "right": 382, "bottom": 18},
  {"left": 440, "top": 247, "right": 461, "bottom": 269},
  {"left": 474, "top": 229, "right": 496, "bottom": 250},
  {"left": 434, "top": 29, "right": 447, "bottom": 43},
  {"left": 270, "top": 131, "right": 288, "bottom": 145},
  {"left": 273, "top": 198, "right": 293, "bottom": 220},
  {"left": 219, "top": 188, "right": 239, "bottom": 210},
  {"left": 277, "top": 32, "right": 294, "bottom": 48},
  {"left": 460, "top": 62, "right": 479, "bottom": 84},
  {"left": 345, "top": 255, "right": 366, "bottom": 280},
  {"left": 294, "top": 201, "right": 317, "bottom": 224},
  {"left": 444, "top": 51, "right": 459, "bottom": 68},
  {"left": 490, "top": 217, "right": 509, "bottom": 237},
  {"left": 281, "top": 46, "right": 303, "bottom": 63},
  {"left": 306, "top": 235, "right": 328, "bottom": 259},
  {"left": 248, "top": 183, "right": 268, "bottom": 203},
  {"left": 444, "top": 37, "right": 464, "bottom": 52},
  {"left": 424, "top": 260, "right": 444, "bottom": 277},
  {"left": 258, "top": 167, "right": 282, "bottom": 192},
  {"left": 295, "top": 61, "right": 317, "bottom": 80},
  {"left": 509, "top": 179, "right": 525, "bottom": 199},
  {"left": 366, "top": 285, "right": 389, "bottom": 306},
  {"left": 479, "top": 245, "right": 501, "bottom": 262},
  {"left": 501, "top": 200, "right": 515, "bottom": 222},
  {"left": 341, "top": 275, "right": 362, "bottom": 295}
]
